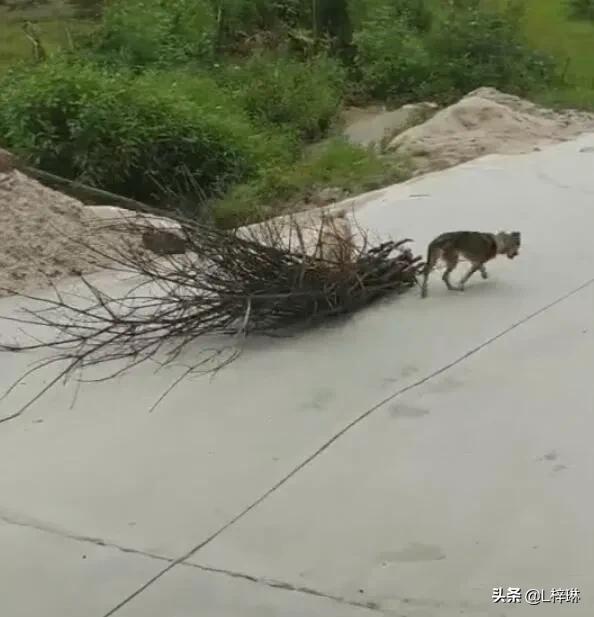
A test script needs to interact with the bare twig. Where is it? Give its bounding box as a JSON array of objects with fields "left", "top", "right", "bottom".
[{"left": 0, "top": 209, "right": 423, "bottom": 422}]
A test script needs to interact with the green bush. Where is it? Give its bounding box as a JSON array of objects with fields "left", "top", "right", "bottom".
[
  {"left": 134, "top": 68, "right": 299, "bottom": 166},
  {"left": 88, "top": 0, "right": 216, "bottom": 68},
  {"left": 351, "top": 0, "right": 557, "bottom": 104},
  {"left": 352, "top": 6, "right": 432, "bottom": 103},
  {"left": 567, "top": 0, "right": 594, "bottom": 20},
  {"left": 426, "top": 1, "right": 557, "bottom": 99},
  {"left": 0, "top": 59, "right": 290, "bottom": 208},
  {"left": 220, "top": 53, "right": 346, "bottom": 140}
]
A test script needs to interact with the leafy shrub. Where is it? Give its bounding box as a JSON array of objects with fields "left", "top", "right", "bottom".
[
  {"left": 351, "top": 0, "right": 557, "bottom": 104},
  {"left": 567, "top": 0, "right": 594, "bottom": 20},
  {"left": 426, "top": 1, "right": 557, "bottom": 99},
  {"left": 88, "top": 0, "right": 216, "bottom": 68},
  {"left": 352, "top": 7, "right": 432, "bottom": 103},
  {"left": 134, "top": 68, "right": 299, "bottom": 166},
  {"left": 0, "top": 59, "right": 290, "bottom": 208},
  {"left": 220, "top": 53, "right": 346, "bottom": 140}
]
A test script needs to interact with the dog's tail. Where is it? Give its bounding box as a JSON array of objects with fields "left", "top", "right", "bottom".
[
  {"left": 422, "top": 240, "right": 441, "bottom": 276},
  {"left": 420, "top": 240, "right": 441, "bottom": 297}
]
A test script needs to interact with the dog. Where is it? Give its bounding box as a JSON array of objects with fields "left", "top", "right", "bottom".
[{"left": 420, "top": 230, "right": 521, "bottom": 298}]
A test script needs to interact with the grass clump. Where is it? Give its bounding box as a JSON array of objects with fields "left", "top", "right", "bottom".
[{"left": 213, "top": 138, "right": 412, "bottom": 227}]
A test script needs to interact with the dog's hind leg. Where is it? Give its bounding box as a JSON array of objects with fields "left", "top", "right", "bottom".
[
  {"left": 441, "top": 251, "right": 460, "bottom": 291},
  {"left": 420, "top": 247, "right": 440, "bottom": 298}
]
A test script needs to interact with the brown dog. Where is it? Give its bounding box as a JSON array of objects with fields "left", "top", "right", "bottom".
[{"left": 420, "top": 230, "right": 521, "bottom": 298}]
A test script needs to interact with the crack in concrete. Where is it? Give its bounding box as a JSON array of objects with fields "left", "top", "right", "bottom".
[
  {"left": 0, "top": 511, "right": 171, "bottom": 564},
  {"left": 184, "top": 562, "right": 382, "bottom": 612},
  {"left": 99, "top": 277, "right": 594, "bottom": 615},
  {"left": 0, "top": 511, "right": 382, "bottom": 613},
  {"left": 187, "top": 561, "right": 496, "bottom": 614}
]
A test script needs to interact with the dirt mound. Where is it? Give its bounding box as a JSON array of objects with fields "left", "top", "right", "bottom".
[
  {"left": 0, "top": 169, "right": 149, "bottom": 297},
  {"left": 387, "top": 87, "right": 594, "bottom": 175}
]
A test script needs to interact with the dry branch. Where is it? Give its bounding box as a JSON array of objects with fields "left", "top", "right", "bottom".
[{"left": 0, "top": 208, "right": 423, "bottom": 422}]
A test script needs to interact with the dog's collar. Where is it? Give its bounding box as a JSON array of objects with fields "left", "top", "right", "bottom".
[{"left": 494, "top": 233, "right": 506, "bottom": 253}]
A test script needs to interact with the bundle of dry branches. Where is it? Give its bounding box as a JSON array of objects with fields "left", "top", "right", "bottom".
[{"left": 0, "top": 208, "right": 423, "bottom": 421}]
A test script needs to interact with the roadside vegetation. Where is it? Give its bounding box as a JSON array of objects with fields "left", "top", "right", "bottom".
[
  {"left": 489, "top": 0, "right": 594, "bottom": 110},
  {"left": 0, "top": 0, "right": 593, "bottom": 226}
]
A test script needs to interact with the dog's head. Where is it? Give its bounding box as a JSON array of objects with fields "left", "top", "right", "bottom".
[{"left": 496, "top": 231, "right": 521, "bottom": 259}]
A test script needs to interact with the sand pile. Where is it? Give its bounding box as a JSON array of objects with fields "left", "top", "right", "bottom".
[
  {"left": 387, "top": 87, "right": 594, "bottom": 175},
  {"left": 0, "top": 168, "right": 153, "bottom": 297}
]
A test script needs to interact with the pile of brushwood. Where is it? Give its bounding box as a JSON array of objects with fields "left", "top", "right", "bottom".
[{"left": 0, "top": 209, "right": 422, "bottom": 421}]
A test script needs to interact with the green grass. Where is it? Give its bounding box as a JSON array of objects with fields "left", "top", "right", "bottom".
[
  {"left": 516, "top": 0, "right": 594, "bottom": 87},
  {"left": 489, "top": 0, "right": 594, "bottom": 108},
  {"left": 213, "top": 138, "right": 413, "bottom": 227},
  {"left": 0, "top": 1, "right": 95, "bottom": 72},
  {"left": 521, "top": 0, "right": 594, "bottom": 109}
]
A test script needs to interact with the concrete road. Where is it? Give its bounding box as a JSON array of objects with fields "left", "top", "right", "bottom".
[{"left": 1, "top": 134, "right": 593, "bottom": 616}]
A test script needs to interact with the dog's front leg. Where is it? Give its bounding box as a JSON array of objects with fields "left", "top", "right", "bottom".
[
  {"left": 458, "top": 264, "right": 480, "bottom": 291},
  {"left": 479, "top": 265, "right": 488, "bottom": 280}
]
